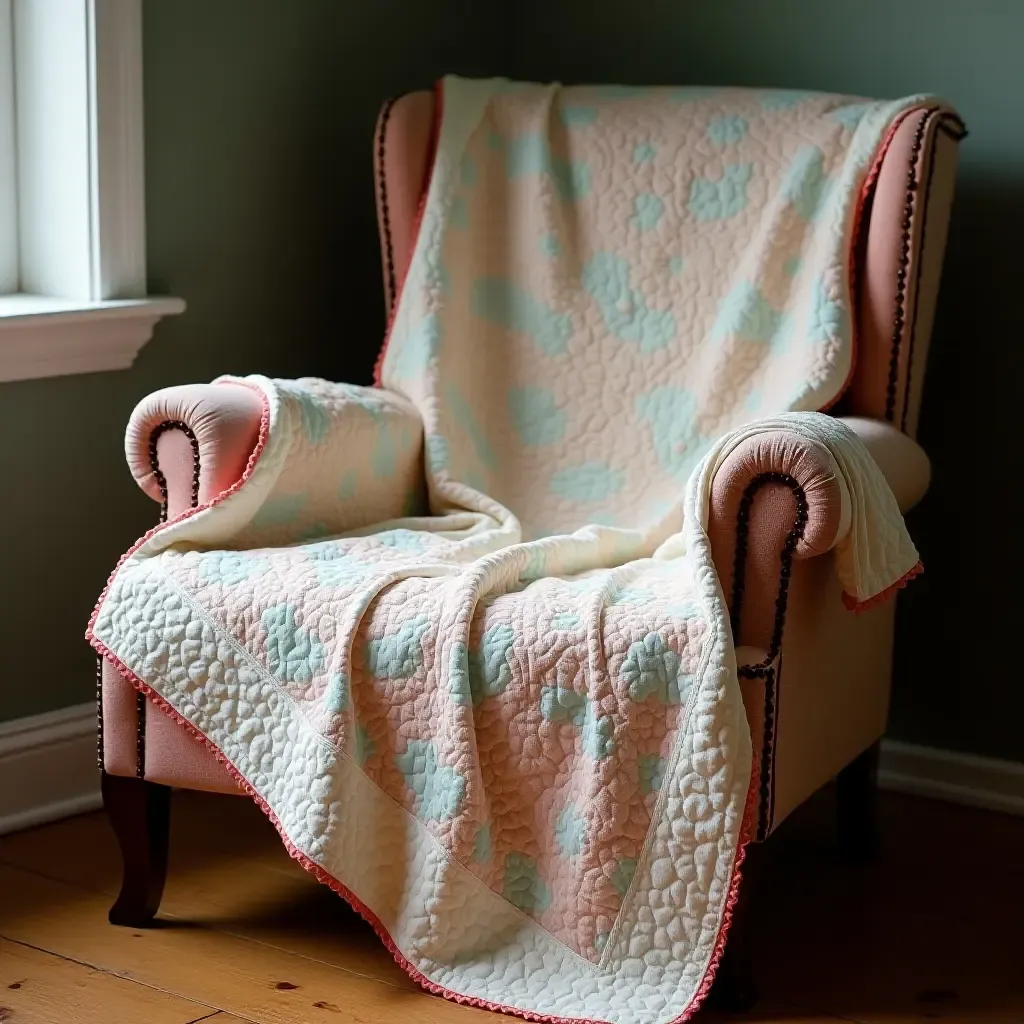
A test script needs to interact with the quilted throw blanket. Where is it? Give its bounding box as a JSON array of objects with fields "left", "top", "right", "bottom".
[{"left": 90, "top": 78, "right": 930, "bottom": 1023}]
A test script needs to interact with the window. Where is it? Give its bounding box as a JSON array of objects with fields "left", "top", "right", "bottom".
[{"left": 0, "top": 0, "right": 182, "bottom": 382}]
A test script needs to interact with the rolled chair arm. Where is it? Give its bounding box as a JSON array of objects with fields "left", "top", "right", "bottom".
[
  {"left": 125, "top": 382, "right": 265, "bottom": 519},
  {"left": 707, "top": 417, "right": 929, "bottom": 650}
]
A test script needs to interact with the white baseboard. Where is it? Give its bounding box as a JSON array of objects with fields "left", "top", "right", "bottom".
[
  {"left": 0, "top": 702, "right": 101, "bottom": 836},
  {"left": 880, "top": 739, "right": 1024, "bottom": 816}
]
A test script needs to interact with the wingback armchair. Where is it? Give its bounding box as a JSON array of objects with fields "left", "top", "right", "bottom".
[{"left": 96, "top": 89, "right": 963, "bottom": 1007}]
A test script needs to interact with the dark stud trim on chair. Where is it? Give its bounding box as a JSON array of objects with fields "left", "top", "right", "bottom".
[
  {"left": 884, "top": 111, "right": 933, "bottom": 424},
  {"left": 95, "top": 655, "right": 105, "bottom": 771},
  {"left": 376, "top": 97, "right": 398, "bottom": 313},
  {"left": 730, "top": 472, "right": 809, "bottom": 840}
]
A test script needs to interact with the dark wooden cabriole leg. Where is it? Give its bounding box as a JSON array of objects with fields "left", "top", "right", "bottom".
[
  {"left": 707, "top": 839, "right": 759, "bottom": 1012},
  {"left": 102, "top": 772, "right": 171, "bottom": 927},
  {"left": 836, "top": 740, "right": 881, "bottom": 861}
]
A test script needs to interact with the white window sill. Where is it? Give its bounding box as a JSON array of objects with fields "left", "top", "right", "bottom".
[{"left": 0, "top": 293, "right": 184, "bottom": 382}]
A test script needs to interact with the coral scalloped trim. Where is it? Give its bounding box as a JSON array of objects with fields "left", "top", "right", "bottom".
[
  {"left": 89, "top": 632, "right": 756, "bottom": 1024},
  {"left": 842, "top": 560, "right": 923, "bottom": 613}
]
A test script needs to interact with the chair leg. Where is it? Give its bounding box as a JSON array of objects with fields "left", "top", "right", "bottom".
[
  {"left": 707, "top": 840, "right": 759, "bottom": 1013},
  {"left": 102, "top": 772, "right": 171, "bottom": 927},
  {"left": 836, "top": 740, "right": 881, "bottom": 861}
]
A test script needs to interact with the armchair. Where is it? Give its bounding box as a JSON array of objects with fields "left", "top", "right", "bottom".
[{"left": 96, "top": 89, "right": 962, "bottom": 1005}]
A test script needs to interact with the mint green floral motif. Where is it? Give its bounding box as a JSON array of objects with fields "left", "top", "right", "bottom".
[
  {"left": 337, "top": 469, "right": 357, "bottom": 501},
  {"left": 450, "top": 195, "right": 468, "bottom": 230},
  {"left": 783, "top": 145, "right": 830, "bottom": 221},
  {"left": 392, "top": 313, "right": 441, "bottom": 380},
  {"left": 610, "top": 585, "right": 655, "bottom": 607},
  {"left": 508, "top": 386, "right": 566, "bottom": 446},
  {"left": 610, "top": 857, "right": 637, "bottom": 897},
  {"left": 464, "top": 624, "right": 516, "bottom": 704},
  {"left": 808, "top": 277, "right": 848, "bottom": 347},
  {"left": 621, "top": 632, "right": 685, "bottom": 704},
  {"left": 366, "top": 616, "right": 430, "bottom": 679},
  {"left": 473, "top": 822, "right": 493, "bottom": 863},
  {"left": 540, "top": 685, "right": 587, "bottom": 725},
  {"left": 551, "top": 611, "right": 580, "bottom": 630},
  {"left": 277, "top": 382, "right": 330, "bottom": 445},
  {"left": 632, "top": 193, "right": 664, "bottom": 231},
  {"left": 555, "top": 804, "right": 586, "bottom": 857},
  {"left": 582, "top": 252, "right": 676, "bottom": 352},
  {"left": 595, "top": 931, "right": 609, "bottom": 952},
  {"left": 425, "top": 433, "right": 449, "bottom": 472},
  {"left": 831, "top": 103, "right": 871, "bottom": 131},
  {"left": 471, "top": 278, "right": 572, "bottom": 357},
  {"left": 262, "top": 604, "right": 323, "bottom": 684},
  {"left": 446, "top": 384, "right": 497, "bottom": 471},
  {"left": 707, "top": 115, "right": 748, "bottom": 146},
  {"left": 354, "top": 724, "right": 374, "bottom": 765},
  {"left": 582, "top": 702, "right": 615, "bottom": 760},
  {"left": 668, "top": 255, "right": 684, "bottom": 276},
  {"left": 710, "top": 282, "right": 785, "bottom": 345},
  {"left": 761, "top": 89, "right": 816, "bottom": 111},
  {"left": 539, "top": 232, "right": 561, "bottom": 258},
  {"left": 395, "top": 739, "right": 465, "bottom": 821},
  {"left": 638, "top": 753, "right": 666, "bottom": 796},
  {"left": 460, "top": 153, "right": 477, "bottom": 187},
  {"left": 250, "top": 492, "right": 308, "bottom": 530},
  {"left": 305, "top": 545, "right": 366, "bottom": 590},
  {"left": 199, "top": 551, "right": 268, "bottom": 586},
  {"left": 503, "top": 852, "right": 552, "bottom": 914},
  {"left": 325, "top": 672, "right": 348, "bottom": 713},
  {"left": 633, "top": 142, "right": 656, "bottom": 164},
  {"left": 448, "top": 642, "right": 471, "bottom": 705},
  {"left": 635, "top": 386, "right": 702, "bottom": 480},
  {"left": 519, "top": 546, "right": 547, "bottom": 583},
  {"left": 506, "top": 132, "right": 590, "bottom": 201},
  {"left": 377, "top": 529, "right": 426, "bottom": 553},
  {"left": 688, "top": 163, "right": 752, "bottom": 221},
  {"left": 550, "top": 462, "right": 625, "bottom": 503},
  {"left": 783, "top": 255, "right": 801, "bottom": 278},
  {"left": 560, "top": 104, "right": 598, "bottom": 127}
]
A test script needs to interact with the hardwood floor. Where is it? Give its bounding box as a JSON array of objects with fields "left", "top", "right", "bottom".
[{"left": 0, "top": 786, "right": 1021, "bottom": 1023}]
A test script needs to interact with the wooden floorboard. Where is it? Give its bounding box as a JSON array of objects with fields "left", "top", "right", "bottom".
[
  {"left": 0, "top": 936, "right": 218, "bottom": 1023},
  {"left": 1, "top": 787, "right": 1022, "bottom": 1023}
]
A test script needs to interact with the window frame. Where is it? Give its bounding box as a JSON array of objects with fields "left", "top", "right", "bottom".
[{"left": 0, "top": 0, "right": 183, "bottom": 383}]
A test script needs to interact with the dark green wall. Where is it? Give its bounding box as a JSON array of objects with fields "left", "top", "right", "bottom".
[
  {"left": 0, "top": 0, "right": 507, "bottom": 722},
  {"left": 512, "top": 0, "right": 1022, "bottom": 760}
]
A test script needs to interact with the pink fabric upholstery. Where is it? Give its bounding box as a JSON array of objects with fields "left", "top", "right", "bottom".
[
  {"left": 849, "top": 108, "right": 962, "bottom": 436},
  {"left": 125, "top": 382, "right": 265, "bottom": 518}
]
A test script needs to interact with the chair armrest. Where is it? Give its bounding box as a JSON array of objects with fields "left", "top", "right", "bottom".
[
  {"left": 125, "top": 382, "right": 266, "bottom": 519},
  {"left": 707, "top": 417, "right": 928, "bottom": 649}
]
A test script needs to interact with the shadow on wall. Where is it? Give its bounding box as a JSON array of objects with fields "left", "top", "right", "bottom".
[{"left": 509, "top": 0, "right": 1024, "bottom": 760}]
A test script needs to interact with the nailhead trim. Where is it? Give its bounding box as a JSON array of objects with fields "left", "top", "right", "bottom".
[
  {"left": 128, "top": 419, "right": 202, "bottom": 777},
  {"left": 884, "top": 111, "right": 931, "bottom": 424},
  {"left": 95, "top": 655, "right": 104, "bottom": 771},
  {"left": 377, "top": 97, "right": 398, "bottom": 313},
  {"left": 731, "top": 472, "right": 808, "bottom": 839},
  {"left": 148, "top": 420, "right": 201, "bottom": 524}
]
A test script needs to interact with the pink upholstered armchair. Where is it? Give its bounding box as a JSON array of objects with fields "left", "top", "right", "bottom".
[{"left": 96, "top": 90, "right": 963, "bottom": 1007}]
